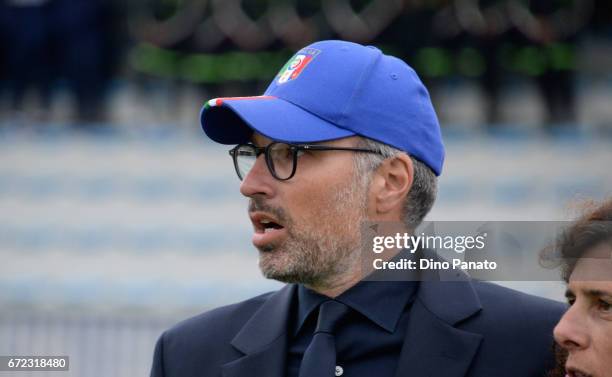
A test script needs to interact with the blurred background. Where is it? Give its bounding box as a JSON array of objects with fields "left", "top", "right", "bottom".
[{"left": 0, "top": 0, "right": 611, "bottom": 376}]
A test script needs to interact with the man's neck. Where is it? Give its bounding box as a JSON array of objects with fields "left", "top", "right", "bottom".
[{"left": 304, "top": 272, "right": 362, "bottom": 298}]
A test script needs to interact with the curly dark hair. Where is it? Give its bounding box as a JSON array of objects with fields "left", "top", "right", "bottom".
[
  {"left": 552, "top": 198, "right": 612, "bottom": 282},
  {"left": 544, "top": 198, "right": 612, "bottom": 377}
]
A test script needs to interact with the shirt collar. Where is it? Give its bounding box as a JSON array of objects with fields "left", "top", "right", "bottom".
[
  {"left": 295, "top": 285, "right": 327, "bottom": 335},
  {"left": 295, "top": 280, "right": 418, "bottom": 335}
]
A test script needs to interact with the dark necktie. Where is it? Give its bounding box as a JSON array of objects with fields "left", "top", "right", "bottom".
[{"left": 298, "top": 300, "right": 350, "bottom": 377}]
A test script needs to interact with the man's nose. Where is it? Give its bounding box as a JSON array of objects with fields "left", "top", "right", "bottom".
[
  {"left": 239, "top": 154, "right": 274, "bottom": 198},
  {"left": 553, "top": 304, "right": 589, "bottom": 351}
]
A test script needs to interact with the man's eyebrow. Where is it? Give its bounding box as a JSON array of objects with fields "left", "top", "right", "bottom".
[{"left": 583, "top": 289, "right": 612, "bottom": 299}]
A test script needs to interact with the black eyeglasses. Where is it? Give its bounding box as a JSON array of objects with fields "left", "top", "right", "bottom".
[{"left": 229, "top": 142, "right": 380, "bottom": 181}]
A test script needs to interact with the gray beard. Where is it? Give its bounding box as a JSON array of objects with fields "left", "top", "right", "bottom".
[
  {"left": 254, "top": 179, "right": 368, "bottom": 288},
  {"left": 258, "top": 224, "right": 362, "bottom": 287}
]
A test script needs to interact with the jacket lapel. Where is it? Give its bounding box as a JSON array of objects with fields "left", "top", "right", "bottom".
[
  {"left": 221, "top": 284, "right": 296, "bottom": 377},
  {"left": 222, "top": 257, "right": 484, "bottom": 377},
  {"left": 394, "top": 280, "right": 483, "bottom": 377}
]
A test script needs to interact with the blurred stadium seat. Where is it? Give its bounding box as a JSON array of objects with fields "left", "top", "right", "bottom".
[{"left": 0, "top": 1, "right": 611, "bottom": 376}]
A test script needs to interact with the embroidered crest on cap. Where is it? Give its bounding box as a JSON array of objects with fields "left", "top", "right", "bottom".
[{"left": 276, "top": 48, "right": 321, "bottom": 84}]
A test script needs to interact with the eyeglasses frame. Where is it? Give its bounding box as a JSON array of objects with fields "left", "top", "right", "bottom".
[{"left": 228, "top": 142, "right": 380, "bottom": 181}]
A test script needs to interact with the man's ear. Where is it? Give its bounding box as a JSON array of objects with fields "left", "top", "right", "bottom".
[{"left": 369, "top": 154, "right": 413, "bottom": 216}]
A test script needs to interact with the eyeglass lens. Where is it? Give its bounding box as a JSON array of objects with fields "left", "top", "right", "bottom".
[
  {"left": 267, "top": 143, "right": 294, "bottom": 179},
  {"left": 234, "top": 143, "right": 295, "bottom": 180},
  {"left": 235, "top": 145, "right": 257, "bottom": 180}
]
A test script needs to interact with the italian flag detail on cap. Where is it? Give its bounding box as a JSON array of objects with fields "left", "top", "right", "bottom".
[
  {"left": 204, "top": 95, "right": 275, "bottom": 109},
  {"left": 277, "top": 48, "right": 321, "bottom": 84}
]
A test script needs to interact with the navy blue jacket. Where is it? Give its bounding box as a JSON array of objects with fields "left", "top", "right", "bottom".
[{"left": 150, "top": 279, "right": 565, "bottom": 377}]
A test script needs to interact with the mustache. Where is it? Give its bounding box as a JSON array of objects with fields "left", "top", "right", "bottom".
[
  {"left": 248, "top": 197, "right": 290, "bottom": 225},
  {"left": 546, "top": 342, "right": 568, "bottom": 377}
]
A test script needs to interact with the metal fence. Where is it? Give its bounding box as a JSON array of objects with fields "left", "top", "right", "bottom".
[{"left": 0, "top": 311, "right": 177, "bottom": 377}]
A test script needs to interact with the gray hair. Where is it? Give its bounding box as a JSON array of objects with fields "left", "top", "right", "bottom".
[{"left": 353, "top": 137, "right": 438, "bottom": 228}]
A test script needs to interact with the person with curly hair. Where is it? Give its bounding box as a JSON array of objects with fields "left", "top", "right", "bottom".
[{"left": 550, "top": 199, "right": 612, "bottom": 377}]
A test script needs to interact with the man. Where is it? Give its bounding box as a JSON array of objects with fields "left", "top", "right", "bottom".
[{"left": 150, "top": 40, "right": 564, "bottom": 377}]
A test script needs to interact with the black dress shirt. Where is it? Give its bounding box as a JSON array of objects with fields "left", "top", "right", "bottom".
[{"left": 286, "top": 280, "right": 418, "bottom": 377}]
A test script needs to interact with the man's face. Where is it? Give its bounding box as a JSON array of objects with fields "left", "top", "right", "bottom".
[
  {"left": 239, "top": 133, "right": 369, "bottom": 287},
  {"left": 553, "top": 243, "right": 612, "bottom": 377}
]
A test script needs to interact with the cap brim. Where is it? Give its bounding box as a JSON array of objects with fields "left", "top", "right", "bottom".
[{"left": 200, "top": 96, "right": 355, "bottom": 144}]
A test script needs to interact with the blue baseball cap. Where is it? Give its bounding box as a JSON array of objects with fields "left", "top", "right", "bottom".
[{"left": 200, "top": 40, "right": 445, "bottom": 175}]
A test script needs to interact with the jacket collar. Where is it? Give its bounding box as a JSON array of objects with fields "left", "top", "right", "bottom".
[
  {"left": 224, "top": 269, "right": 484, "bottom": 377},
  {"left": 417, "top": 277, "right": 482, "bottom": 325},
  {"left": 222, "top": 284, "right": 295, "bottom": 377},
  {"left": 230, "top": 284, "right": 296, "bottom": 354},
  {"left": 392, "top": 277, "right": 484, "bottom": 377}
]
